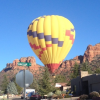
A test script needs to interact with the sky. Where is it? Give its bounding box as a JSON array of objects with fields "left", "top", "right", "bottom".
[{"left": 0, "top": 0, "right": 100, "bottom": 72}]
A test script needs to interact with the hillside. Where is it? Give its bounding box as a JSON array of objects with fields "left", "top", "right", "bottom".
[{"left": 0, "top": 43, "right": 100, "bottom": 87}]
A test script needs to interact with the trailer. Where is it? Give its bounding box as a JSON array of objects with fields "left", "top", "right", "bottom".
[{"left": 21, "top": 89, "right": 35, "bottom": 99}]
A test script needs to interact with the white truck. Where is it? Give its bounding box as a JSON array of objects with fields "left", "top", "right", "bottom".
[{"left": 21, "top": 89, "right": 35, "bottom": 99}]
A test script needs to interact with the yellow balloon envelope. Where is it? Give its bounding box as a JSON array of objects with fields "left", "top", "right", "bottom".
[{"left": 27, "top": 15, "right": 75, "bottom": 73}]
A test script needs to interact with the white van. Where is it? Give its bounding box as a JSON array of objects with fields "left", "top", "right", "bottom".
[{"left": 21, "top": 89, "right": 35, "bottom": 99}]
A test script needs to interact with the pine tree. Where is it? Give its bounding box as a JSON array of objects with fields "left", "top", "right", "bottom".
[
  {"left": 15, "top": 82, "right": 22, "bottom": 94},
  {"left": 54, "top": 74, "right": 67, "bottom": 83},
  {"left": 95, "top": 68, "right": 100, "bottom": 74},
  {"left": 80, "top": 61, "right": 93, "bottom": 74},
  {"left": 38, "top": 67, "right": 56, "bottom": 96},
  {"left": 70, "top": 62, "right": 80, "bottom": 79},
  {"left": 30, "top": 78, "right": 39, "bottom": 92},
  {"left": 11, "top": 76, "right": 22, "bottom": 94},
  {"left": 7, "top": 82, "right": 18, "bottom": 95},
  {"left": 1, "top": 74, "right": 9, "bottom": 94}
]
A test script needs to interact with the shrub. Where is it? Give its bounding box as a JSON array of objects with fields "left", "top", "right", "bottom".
[
  {"left": 64, "top": 94, "right": 71, "bottom": 98},
  {"left": 0, "top": 91, "right": 4, "bottom": 96},
  {"left": 47, "top": 92, "right": 53, "bottom": 98},
  {"left": 71, "top": 91, "right": 73, "bottom": 94},
  {"left": 61, "top": 91, "right": 66, "bottom": 98},
  {"left": 89, "top": 91, "right": 99, "bottom": 99},
  {"left": 61, "top": 91, "right": 66, "bottom": 94},
  {"left": 55, "top": 90, "right": 61, "bottom": 96},
  {"left": 80, "top": 94, "right": 88, "bottom": 100},
  {"left": 56, "top": 95, "right": 63, "bottom": 99},
  {"left": 52, "top": 94, "right": 57, "bottom": 99},
  {"left": 66, "top": 89, "right": 73, "bottom": 94}
]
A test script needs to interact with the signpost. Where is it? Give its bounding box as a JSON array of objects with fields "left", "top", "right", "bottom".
[
  {"left": 17, "top": 62, "right": 31, "bottom": 66},
  {"left": 17, "top": 62, "right": 32, "bottom": 100}
]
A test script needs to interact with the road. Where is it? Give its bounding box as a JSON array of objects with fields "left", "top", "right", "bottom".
[
  {"left": 8, "top": 96, "right": 79, "bottom": 100},
  {"left": 7, "top": 96, "right": 22, "bottom": 100}
]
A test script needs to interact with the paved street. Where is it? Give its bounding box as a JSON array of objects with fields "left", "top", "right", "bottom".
[
  {"left": 8, "top": 96, "right": 79, "bottom": 100},
  {"left": 8, "top": 96, "right": 22, "bottom": 100}
]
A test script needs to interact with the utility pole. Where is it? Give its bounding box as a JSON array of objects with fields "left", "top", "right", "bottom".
[{"left": 24, "top": 68, "right": 26, "bottom": 100}]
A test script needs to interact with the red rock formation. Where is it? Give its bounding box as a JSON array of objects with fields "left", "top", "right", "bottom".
[
  {"left": 83, "top": 43, "right": 100, "bottom": 62},
  {"left": 72, "top": 43, "right": 100, "bottom": 63},
  {"left": 73, "top": 55, "right": 83, "bottom": 63},
  {"left": 13, "top": 59, "right": 19, "bottom": 66},
  {"left": 55, "top": 43, "right": 100, "bottom": 74},
  {"left": 6, "top": 56, "right": 42, "bottom": 71},
  {"left": 26, "top": 56, "right": 36, "bottom": 65},
  {"left": 20, "top": 57, "right": 27, "bottom": 62},
  {"left": 4, "top": 43, "right": 100, "bottom": 74},
  {"left": 6, "top": 63, "right": 13, "bottom": 67},
  {"left": 1, "top": 43, "right": 100, "bottom": 85},
  {"left": 55, "top": 59, "right": 80, "bottom": 74}
]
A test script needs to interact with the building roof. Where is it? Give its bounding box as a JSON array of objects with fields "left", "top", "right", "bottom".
[{"left": 55, "top": 83, "right": 67, "bottom": 87}]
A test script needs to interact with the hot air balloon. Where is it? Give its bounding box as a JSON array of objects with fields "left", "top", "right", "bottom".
[{"left": 27, "top": 15, "right": 75, "bottom": 73}]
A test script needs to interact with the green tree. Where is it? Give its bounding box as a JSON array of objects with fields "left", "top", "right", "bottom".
[
  {"left": 38, "top": 67, "right": 56, "bottom": 96},
  {"left": 30, "top": 67, "right": 44, "bottom": 93},
  {"left": 95, "top": 68, "right": 100, "bottom": 74},
  {"left": 11, "top": 76, "right": 22, "bottom": 94},
  {"left": 70, "top": 62, "right": 80, "bottom": 79},
  {"left": 67, "top": 81, "right": 71, "bottom": 86},
  {"left": 13, "top": 77, "right": 23, "bottom": 94},
  {"left": 81, "top": 61, "right": 93, "bottom": 74},
  {"left": 15, "top": 82, "right": 22, "bottom": 94},
  {"left": 30, "top": 78, "right": 39, "bottom": 92},
  {"left": 54, "top": 74, "right": 67, "bottom": 83},
  {"left": 1, "top": 75, "right": 9, "bottom": 94},
  {"left": 7, "top": 82, "right": 18, "bottom": 95},
  {"left": 55, "top": 90, "right": 61, "bottom": 96}
]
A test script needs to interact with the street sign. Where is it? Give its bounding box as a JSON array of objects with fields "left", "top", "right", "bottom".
[
  {"left": 17, "top": 62, "right": 31, "bottom": 66},
  {"left": 17, "top": 62, "right": 32, "bottom": 100},
  {"left": 16, "top": 70, "right": 33, "bottom": 87}
]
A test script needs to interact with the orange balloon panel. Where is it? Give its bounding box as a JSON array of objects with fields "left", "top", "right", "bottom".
[{"left": 27, "top": 15, "right": 75, "bottom": 73}]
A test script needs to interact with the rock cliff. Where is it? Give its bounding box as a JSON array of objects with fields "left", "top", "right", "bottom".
[
  {"left": 83, "top": 43, "right": 100, "bottom": 62},
  {"left": 55, "top": 43, "right": 100, "bottom": 75},
  {"left": 0, "top": 56, "right": 44, "bottom": 85},
  {"left": 0, "top": 43, "right": 100, "bottom": 86}
]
